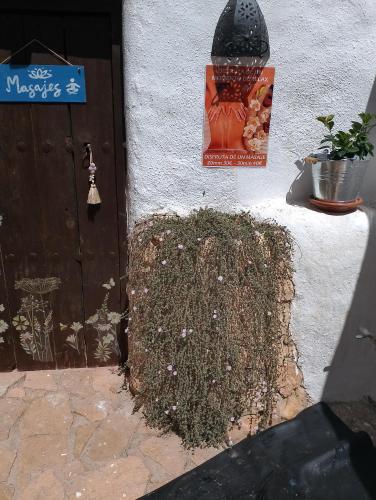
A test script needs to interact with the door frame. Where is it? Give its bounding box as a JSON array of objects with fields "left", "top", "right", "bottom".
[{"left": 0, "top": 0, "right": 128, "bottom": 363}]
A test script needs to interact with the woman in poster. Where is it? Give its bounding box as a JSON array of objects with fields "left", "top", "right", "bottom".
[{"left": 205, "top": 67, "right": 273, "bottom": 154}]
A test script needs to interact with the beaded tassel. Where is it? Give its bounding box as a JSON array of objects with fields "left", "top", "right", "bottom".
[
  {"left": 87, "top": 163, "right": 102, "bottom": 205},
  {"left": 87, "top": 148, "right": 101, "bottom": 205}
]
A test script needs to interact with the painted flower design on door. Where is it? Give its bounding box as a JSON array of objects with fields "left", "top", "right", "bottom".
[
  {"left": 11, "top": 276, "right": 124, "bottom": 365},
  {"left": 0, "top": 303, "right": 9, "bottom": 346},
  {"left": 13, "top": 278, "right": 61, "bottom": 362},
  {"left": 85, "top": 278, "right": 124, "bottom": 363},
  {"left": 60, "top": 278, "right": 124, "bottom": 363}
]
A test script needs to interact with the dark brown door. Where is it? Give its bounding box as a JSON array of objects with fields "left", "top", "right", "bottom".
[{"left": 0, "top": 6, "right": 127, "bottom": 371}]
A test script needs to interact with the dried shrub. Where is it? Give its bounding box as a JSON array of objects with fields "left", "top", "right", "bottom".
[{"left": 127, "top": 209, "right": 293, "bottom": 448}]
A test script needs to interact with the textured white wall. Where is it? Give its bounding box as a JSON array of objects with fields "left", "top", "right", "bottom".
[{"left": 123, "top": 0, "right": 376, "bottom": 402}]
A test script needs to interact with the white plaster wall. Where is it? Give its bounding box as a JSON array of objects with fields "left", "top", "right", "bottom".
[{"left": 123, "top": 0, "right": 376, "bottom": 402}]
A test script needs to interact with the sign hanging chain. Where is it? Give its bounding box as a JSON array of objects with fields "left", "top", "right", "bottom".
[{"left": 0, "top": 38, "right": 73, "bottom": 66}]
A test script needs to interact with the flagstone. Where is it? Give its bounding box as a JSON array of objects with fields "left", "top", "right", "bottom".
[
  {"left": 83, "top": 412, "right": 139, "bottom": 462},
  {"left": 0, "top": 372, "right": 25, "bottom": 397},
  {"left": 71, "top": 396, "right": 111, "bottom": 422},
  {"left": 60, "top": 370, "right": 94, "bottom": 397},
  {"left": 92, "top": 368, "right": 123, "bottom": 399},
  {"left": 0, "top": 483, "right": 14, "bottom": 500},
  {"left": 0, "top": 398, "right": 25, "bottom": 440},
  {"left": 189, "top": 446, "right": 222, "bottom": 467},
  {"left": 139, "top": 435, "right": 189, "bottom": 476},
  {"left": 74, "top": 423, "right": 97, "bottom": 458},
  {"left": 18, "top": 470, "right": 65, "bottom": 500},
  {"left": 16, "top": 434, "right": 69, "bottom": 476},
  {"left": 67, "top": 456, "right": 150, "bottom": 500},
  {"left": 19, "top": 393, "right": 72, "bottom": 437},
  {"left": 6, "top": 387, "right": 25, "bottom": 398},
  {"left": 0, "top": 445, "right": 16, "bottom": 482},
  {"left": 22, "top": 371, "right": 57, "bottom": 391}
]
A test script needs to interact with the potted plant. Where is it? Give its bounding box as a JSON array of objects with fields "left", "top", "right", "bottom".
[{"left": 306, "top": 113, "right": 376, "bottom": 208}]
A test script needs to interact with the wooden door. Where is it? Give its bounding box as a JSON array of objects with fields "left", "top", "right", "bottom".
[{"left": 0, "top": 5, "right": 127, "bottom": 371}]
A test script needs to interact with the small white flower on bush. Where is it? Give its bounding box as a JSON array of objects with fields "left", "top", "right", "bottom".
[
  {"left": 172, "top": 405, "right": 177, "bottom": 411},
  {"left": 230, "top": 417, "right": 235, "bottom": 422},
  {"left": 267, "top": 311, "right": 272, "bottom": 317},
  {"left": 166, "top": 229, "right": 172, "bottom": 235},
  {"left": 144, "top": 288, "right": 149, "bottom": 294},
  {"left": 0, "top": 319, "right": 8, "bottom": 334},
  {"left": 188, "top": 329, "right": 193, "bottom": 334},
  {"left": 197, "top": 238, "right": 202, "bottom": 242},
  {"left": 254, "top": 231, "right": 261, "bottom": 237},
  {"left": 213, "top": 314, "right": 217, "bottom": 319},
  {"left": 131, "top": 290, "right": 136, "bottom": 295},
  {"left": 161, "top": 260, "right": 167, "bottom": 266},
  {"left": 0, "top": 304, "right": 4, "bottom": 312},
  {"left": 133, "top": 306, "right": 137, "bottom": 312},
  {"left": 218, "top": 276, "right": 224, "bottom": 282},
  {"left": 167, "top": 365, "right": 173, "bottom": 371},
  {"left": 226, "top": 365, "right": 232, "bottom": 372},
  {"left": 177, "top": 244, "right": 184, "bottom": 250},
  {"left": 158, "top": 327, "right": 163, "bottom": 333},
  {"left": 165, "top": 410, "right": 169, "bottom": 415},
  {"left": 181, "top": 331, "right": 187, "bottom": 338},
  {"left": 71, "top": 322, "right": 83, "bottom": 332},
  {"left": 173, "top": 370, "right": 178, "bottom": 376}
]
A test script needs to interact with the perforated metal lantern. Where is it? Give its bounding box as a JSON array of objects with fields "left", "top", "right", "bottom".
[{"left": 212, "top": 0, "right": 270, "bottom": 63}]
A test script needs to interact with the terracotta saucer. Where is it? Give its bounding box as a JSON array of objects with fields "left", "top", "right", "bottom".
[{"left": 309, "top": 197, "right": 364, "bottom": 213}]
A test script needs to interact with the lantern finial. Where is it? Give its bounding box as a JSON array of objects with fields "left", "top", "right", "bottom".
[{"left": 212, "top": 0, "right": 270, "bottom": 65}]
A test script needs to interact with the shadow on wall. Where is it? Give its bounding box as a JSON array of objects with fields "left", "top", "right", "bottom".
[
  {"left": 286, "top": 160, "right": 313, "bottom": 209},
  {"left": 323, "top": 78, "right": 376, "bottom": 402},
  {"left": 286, "top": 78, "right": 376, "bottom": 402}
]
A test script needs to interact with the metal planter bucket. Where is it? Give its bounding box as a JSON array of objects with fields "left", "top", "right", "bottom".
[{"left": 312, "top": 159, "right": 369, "bottom": 202}]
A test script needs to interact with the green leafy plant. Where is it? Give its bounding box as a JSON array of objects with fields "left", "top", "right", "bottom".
[{"left": 317, "top": 113, "right": 376, "bottom": 160}]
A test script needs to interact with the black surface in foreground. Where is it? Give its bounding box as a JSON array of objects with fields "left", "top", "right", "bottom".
[{"left": 141, "top": 403, "right": 376, "bottom": 499}]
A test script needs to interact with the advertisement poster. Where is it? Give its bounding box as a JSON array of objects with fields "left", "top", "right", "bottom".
[{"left": 203, "top": 66, "right": 275, "bottom": 167}]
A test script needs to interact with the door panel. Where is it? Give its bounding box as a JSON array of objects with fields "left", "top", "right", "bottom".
[
  {"left": 66, "top": 14, "right": 122, "bottom": 367},
  {"left": 0, "top": 13, "right": 23, "bottom": 371},
  {"left": 22, "top": 14, "right": 87, "bottom": 369},
  {"left": 0, "top": 9, "right": 126, "bottom": 371}
]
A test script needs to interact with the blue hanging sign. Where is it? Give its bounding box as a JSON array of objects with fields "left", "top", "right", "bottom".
[{"left": 0, "top": 65, "right": 86, "bottom": 103}]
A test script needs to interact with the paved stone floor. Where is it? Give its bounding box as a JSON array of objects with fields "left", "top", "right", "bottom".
[{"left": 0, "top": 367, "right": 249, "bottom": 500}]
